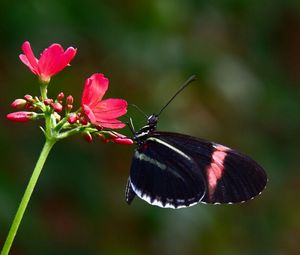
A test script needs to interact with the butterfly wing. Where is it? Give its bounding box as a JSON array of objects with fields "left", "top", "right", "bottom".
[
  {"left": 152, "top": 132, "right": 267, "bottom": 204},
  {"left": 128, "top": 134, "right": 207, "bottom": 208},
  {"left": 125, "top": 177, "right": 136, "bottom": 205}
]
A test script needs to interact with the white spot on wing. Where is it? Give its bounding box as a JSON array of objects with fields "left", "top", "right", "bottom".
[
  {"left": 130, "top": 181, "right": 204, "bottom": 209},
  {"left": 135, "top": 151, "right": 167, "bottom": 170},
  {"left": 212, "top": 143, "right": 230, "bottom": 151},
  {"left": 147, "top": 137, "right": 191, "bottom": 160}
]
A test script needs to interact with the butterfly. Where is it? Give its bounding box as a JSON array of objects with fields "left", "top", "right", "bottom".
[{"left": 125, "top": 76, "right": 267, "bottom": 209}]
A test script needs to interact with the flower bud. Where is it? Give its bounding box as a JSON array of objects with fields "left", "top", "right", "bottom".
[
  {"left": 96, "top": 133, "right": 105, "bottom": 141},
  {"left": 95, "top": 125, "right": 103, "bottom": 131},
  {"left": 51, "top": 102, "right": 63, "bottom": 113},
  {"left": 24, "top": 95, "right": 33, "bottom": 101},
  {"left": 66, "top": 95, "right": 74, "bottom": 105},
  {"left": 6, "top": 111, "right": 36, "bottom": 122},
  {"left": 108, "top": 131, "right": 127, "bottom": 139},
  {"left": 57, "top": 92, "right": 64, "bottom": 102},
  {"left": 25, "top": 103, "right": 34, "bottom": 110},
  {"left": 11, "top": 99, "right": 27, "bottom": 109},
  {"left": 66, "top": 104, "right": 73, "bottom": 112},
  {"left": 44, "top": 99, "right": 53, "bottom": 106},
  {"left": 79, "top": 116, "right": 89, "bottom": 125},
  {"left": 68, "top": 114, "right": 77, "bottom": 124},
  {"left": 83, "top": 132, "right": 93, "bottom": 143},
  {"left": 103, "top": 131, "right": 134, "bottom": 145},
  {"left": 113, "top": 137, "right": 134, "bottom": 145}
]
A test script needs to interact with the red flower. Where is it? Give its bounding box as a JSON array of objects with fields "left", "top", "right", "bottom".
[
  {"left": 19, "top": 41, "right": 77, "bottom": 83},
  {"left": 7, "top": 111, "right": 36, "bottom": 122},
  {"left": 81, "top": 74, "right": 127, "bottom": 129}
]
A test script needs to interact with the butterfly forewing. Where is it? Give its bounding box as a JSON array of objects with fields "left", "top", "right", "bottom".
[
  {"left": 129, "top": 135, "right": 207, "bottom": 208},
  {"left": 151, "top": 132, "right": 267, "bottom": 204}
]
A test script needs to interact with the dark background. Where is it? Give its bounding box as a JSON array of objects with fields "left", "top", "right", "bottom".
[{"left": 1, "top": 1, "right": 300, "bottom": 254}]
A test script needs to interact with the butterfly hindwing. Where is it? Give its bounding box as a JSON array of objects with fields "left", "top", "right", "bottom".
[
  {"left": 151, "top": 132, "right": 267, "bottom": 204},
  {"left": 125, "top": 177, "right": 136, "bottom": 205},
  {"left": 129, "top": 135, "right": 207, "bottom": 208},
  {"left": 206, "top": 148, "right": 267, "bottom": 203}
]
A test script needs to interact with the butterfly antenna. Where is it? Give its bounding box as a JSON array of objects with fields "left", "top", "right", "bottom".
[
  {"left": 125, "top": 116, "right": 136, "bottom": 135},
  {"left": 129, "top": 104, "right": 149, "bottom": 119},
  {"left": 120, "top": 115, "right": 134, "bottom": 131},
  {"left": 157, "top": 75, "right": 197, "bottom": 116}
]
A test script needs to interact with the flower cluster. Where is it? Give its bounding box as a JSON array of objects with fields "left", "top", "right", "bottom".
[
  {"left": 3, "top": 41, "right": 135, "bottom": 255},
  {"left": 7, "top": 41, "right": 133, "bottom": 145}
]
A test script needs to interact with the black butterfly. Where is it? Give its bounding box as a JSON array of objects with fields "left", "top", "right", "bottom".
[{"left": 125, "top": 76, "right": 267, "bottom": 209}]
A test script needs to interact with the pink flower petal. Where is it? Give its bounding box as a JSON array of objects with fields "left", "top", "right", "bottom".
[
  {"left": 38, "top": 44, "right": 63, "bottom": 74},
  {"left": 82, "top": 104, "right": 96, "bottom": 124},
  {"left": 95, "top": 118, "right": 126, "bottom": 129},
  {"left": 93, "top": 98, "right": 127, "bottom": 119},
  {"left": 82, "top": 104, "right": 126, "bottom": 129},
  {"left": 81, "top": 74, "right": 109, "bottom": 107},
  {"left": 62, "top": 47, "right": 77, "bottom": 66},
  {"left": 19, "top": 41, "right": 39, "bottom": 75},
  {"left": 38, "top": 44, "right": 62, "bottom": 77},
  {"left": 39, "top": 44, "right": 77, "bottom": 78}
]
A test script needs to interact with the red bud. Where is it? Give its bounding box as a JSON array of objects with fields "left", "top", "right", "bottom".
[
  {"left": 79, "top": 116, "right": 89, "bottom": 125},
  {"left": 25, "top": 103, "right": 34, "bottom": 110},
  {"left": 57, "top": 92, "right": 64, "bottom": 102},
  {"left": 7, "top": 111, "right": 36, "bottom": 122},
  {"left": 66, "top": 104, "right": 73, "bottom": 112},
  {"left": 24, "top": 95, "right": 33, "bottom": 101},
  {"left": 68, "top": 114, "right": 77, "bottom": 124},
  {"left": 11, "top": 99, "right": 27, "bottom": 109},
  {"left": 66, "top": 95, "right": 74, "bottom": 105},
  {"left": 96, "top": 133, "right": 105, "bottom": 140},
  {"left": 113, "top": 137, "right": 134, "bottom": 145},
  {"left": 51, "top": 102, "right": 63, "bottom": 113},
  {"left": 95, "top": 125, "right": 103, "bottom": 131},
  {"left": 83, "top": 132, "right": 93, "bottom": 143},
  {"left": 44, "top": 99, "right": 53, "bottom": 105}
]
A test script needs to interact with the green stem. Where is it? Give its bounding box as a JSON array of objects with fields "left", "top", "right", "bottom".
[
  {"left": 1, "top": 139, "right": 56, "bottom": 255},
  {"left": 57, "top": 126, "right": 85, "bottom": 140},
  {"left": 40, "top": 82, "right": 48, "bottom": 101},
  {"left": 57, "top": 126, "right": 98, "bottom": 140},
  {"left": 54, "top": 116, "right": 69, "bottom": 133},
  {"left": 45, "top": 111, "right": 53, "bottom": 136}
]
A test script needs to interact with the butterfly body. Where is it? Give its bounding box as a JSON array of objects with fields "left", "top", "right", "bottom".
[{"left": 126, "top": 114, "right": 267, "bottom": 209}]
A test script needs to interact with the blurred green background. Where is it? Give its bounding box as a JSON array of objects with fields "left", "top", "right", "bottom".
[{"left": 1, "top": 0, "right": 300, "bottom": 254}]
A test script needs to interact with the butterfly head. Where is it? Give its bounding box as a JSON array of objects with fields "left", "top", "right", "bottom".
[
  {"left": 132, "top": 114, "right": 158, "bottom": 145},
  {"left": 147, "top": 114, "right": 159, "bottom": 131}
]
